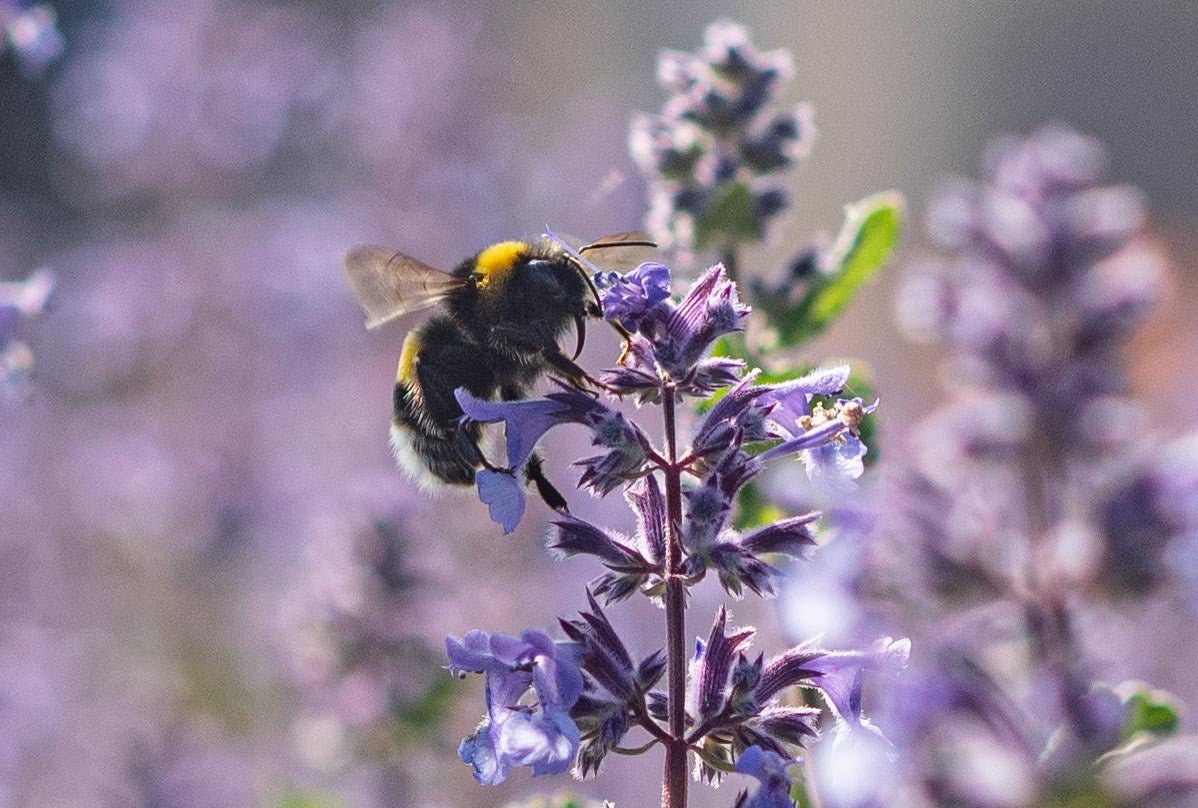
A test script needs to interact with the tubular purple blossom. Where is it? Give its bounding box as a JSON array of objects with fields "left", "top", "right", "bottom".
[{"left": 446, "top": 628, "right": 584, "bottom": 785}]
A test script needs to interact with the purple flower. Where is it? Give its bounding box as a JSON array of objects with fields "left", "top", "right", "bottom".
[
  {"left": 476, "top": 469, "right": 526, "bottom": 536},
  {"left": 455, "top": 389, "right": 573, "bottom": 472},
  {"left": 600, "top": 261, "right": 672, "bottom": 329},
  {"left": 731, "top": 745, "right": 795, "bottom": 808},
  {"left": 755, "top": 637, "right": 910, "bottom": 737},
  {"left": 455, "top": 385, "right": 651, "bottom": 531},
  {"left": 600, "top": 263, "right": 750, "bottom": 400},
  {"left": 631, "top": 20, "right": 810, "bottom": 253},
  {"left": 655, "top": 264, "right": 750, "bottom": 378},
  {"left": 446, "top": 628, "right": 584, "bottom": 785},
  {"left": 760, "top": 398, "right": 876, "bottom": 495}
]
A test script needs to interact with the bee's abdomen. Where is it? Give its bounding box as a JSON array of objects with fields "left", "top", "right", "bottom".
[
  {"left": 390, "top": 404, "right": 478, "bottom": 486},
  {"left": 389, "top": 317, "right": 495, "bottom": 487}
]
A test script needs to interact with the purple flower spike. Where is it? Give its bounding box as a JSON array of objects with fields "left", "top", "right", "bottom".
[
  {"left": 476, "top": 469, "right": 525, "bottom": 535},
  {"left": 731, "top": 745, "right": 794, "bottom": 808}
]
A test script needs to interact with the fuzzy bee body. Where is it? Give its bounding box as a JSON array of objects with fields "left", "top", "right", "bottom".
[{"left": 346, "top": 236, "right": 648, "bottom": 490}]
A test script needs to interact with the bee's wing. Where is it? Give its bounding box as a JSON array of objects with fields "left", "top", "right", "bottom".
[
  {"left": 578, "top": 231, "right": 659, "bottom": 272},
  {"left": 344, "top": 245, "right": 467, "bottom": 329}
]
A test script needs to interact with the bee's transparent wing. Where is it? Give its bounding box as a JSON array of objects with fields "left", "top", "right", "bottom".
[
  {"left": 578, "top": 231, "right": 658, "bottom": 272},
  {"left": 344, "top": 245, "right": 467, "bottom": 329}
]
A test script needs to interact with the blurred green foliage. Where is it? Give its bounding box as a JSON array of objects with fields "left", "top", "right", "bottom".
[{"left": 754, "top": 192, "right": 903, "bottom": 348}]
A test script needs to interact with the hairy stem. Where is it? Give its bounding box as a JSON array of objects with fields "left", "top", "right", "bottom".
[{"left": 662, "top": 382, "right": 688, "bottom": 808}]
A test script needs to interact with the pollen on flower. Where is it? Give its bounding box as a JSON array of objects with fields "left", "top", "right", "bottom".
[{"left": 838, "top": 400, "right": 865, "bottom": 431}]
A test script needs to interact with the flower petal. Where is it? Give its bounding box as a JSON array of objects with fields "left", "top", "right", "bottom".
[{"left": 475, "top": 469, "right": 526, "bottom": 534}]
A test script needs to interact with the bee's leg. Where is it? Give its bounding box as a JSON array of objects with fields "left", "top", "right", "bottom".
[
  {"left": 540, "top": 345, "right": 617, "bottom": 396},
  {"left": 453, "top": 419, "right": 504, "bottom": 473},
  {"left": 524, "top": 453, "right": 570, "bottom": 515},
  {"left": 499, "top": 383, "right": 571, "bottom": 513}
]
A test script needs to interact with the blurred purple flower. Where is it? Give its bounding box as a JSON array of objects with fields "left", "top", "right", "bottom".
[
  {"left": 631, "top": 20, "right": 813, "bottom": 255},
  {"left": 730, "top": 745, "right": 794, "bottom": 808},
  {"left": 0, "top": 266, "right": 52, "bottom": 400},
  {"left": 1, "top": 2, "right": 62, "bottom": 76}
]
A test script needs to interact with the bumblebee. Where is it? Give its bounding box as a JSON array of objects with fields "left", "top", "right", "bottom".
[{"left": 344, "top": 233, "right": 651, "bottom": 501}]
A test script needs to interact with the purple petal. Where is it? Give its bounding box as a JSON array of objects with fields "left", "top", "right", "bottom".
[
  {"left": 601, "top": 261, "right": 672, "bottom": 325},
  {"left": 762, "top": 365, "right": 850, "bottom": 437},
  {"left": 455, "top": 389, "right": 567, "bottom": 470},
  {"left": 734, "top": 745, "right": 794, "bottom": 808},
  {"left": 807, "top": 637, "right": 911, "bottom": 726},
  {"left": 802, "top": 436, "right": 868, "bottom": 495},
  {"left": 446, "top": 629, "right": 497, "bottom": 673},
  {"left": 459, "top": 721, "right": 508, "bottom": 785},
  {"left": 476, "top": 469, "right": 526, "bottom": 534}
]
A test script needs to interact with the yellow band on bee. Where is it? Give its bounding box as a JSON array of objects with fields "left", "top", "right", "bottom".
[
  {"left": 397, "top": 332, "right": 421, "bottom": 383},
  {"left": 474, "top": 241, "right": 525, "bottom": 289}
]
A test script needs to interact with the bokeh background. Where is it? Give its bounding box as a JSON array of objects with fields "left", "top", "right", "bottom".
[{"left": 2, "top": 2, "right": 1196, "bottom": 806}]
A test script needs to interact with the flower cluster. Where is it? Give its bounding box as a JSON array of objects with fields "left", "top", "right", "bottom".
[
  {"left": 0, "top": 266, "right": 53, "bottom": 401},
  {"left": 895, "top": 123, "right": 1191, "bottom": 599},
  {"left": 630, "top": 20, "right": 813, "bottom": 257},
  {"left": 867, "top": 124, "right": 1198, "bottom": 806},
  {"left": 1, "top": 1, "right": 62, "bottom": 76},
  {"left": 447, "top": 259, "right": 905, "bottom": 805}
]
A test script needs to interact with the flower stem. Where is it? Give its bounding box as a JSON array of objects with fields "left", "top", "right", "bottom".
[{"left": 662, "top": 382, "right": 688, "bottom": 808}]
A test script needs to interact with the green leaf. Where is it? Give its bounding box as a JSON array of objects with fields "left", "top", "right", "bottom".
[
  {"left": 1121, "top": 685, "right": 1181, "bottom": 741},
  {"left": 764, "top": 191, "right": 903, "bottom": 347},
  {"left": 695, "top": 182, "right": 763, "bottom": 250},
  {"left": 734, "top": 482, "right": 787, "bottom": 530},
  {"left": 392, "top": 675, "right": 458, "bottom": 743}
]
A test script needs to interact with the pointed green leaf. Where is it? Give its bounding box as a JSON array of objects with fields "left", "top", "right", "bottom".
[{"left": 762, "top": 191, "right": 903, "bottom": 346}]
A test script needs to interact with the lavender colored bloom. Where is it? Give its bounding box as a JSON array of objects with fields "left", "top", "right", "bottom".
[
  {"left": 760, "top": 398, "right": 876, "bottom": 495},
  {"left": 0, "top": 267, "right": 53, "bottom": 400},
  {"left": 455, "top": 389, "right": 573, "bottom": 472},
  {"left": 446, "top": 629, "right": 584, "bottom": 785},
  {"left": 456, "top": 385, "right": 652, "bottom": 531},
  {"left": 756, "top": 637, "right": 910, "bottom": 738},
  {"left": 2, "top": 2, "right": 63, "bottom": 76},
  {"left": 476, "top": 469, "right": 526, "bottom": 536},
  {"left": 600, "top": 262, "right": 750, "bottom": 400},
  {"left": 730, "top": 745, "right": 795, "bottom": 808},
  {"left": 654, "top": 264, "right": 750, "bottom": 377},
  {"left": 631, "top": 20, "right": 813, "bottom": 254},
  {"left": 600, "top": 261, "right": 672, "bottom": 330}
]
